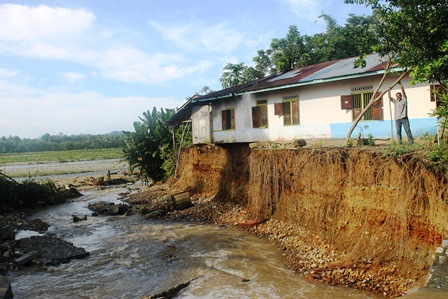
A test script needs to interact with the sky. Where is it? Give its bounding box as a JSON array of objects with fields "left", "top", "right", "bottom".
[{"left": 0, "top": 0, "right": 372, "bottom": 138}]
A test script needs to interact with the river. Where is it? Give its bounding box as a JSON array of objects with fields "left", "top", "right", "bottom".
[{"left": 7, "top": 188, "right": 448, "bottom": 298}]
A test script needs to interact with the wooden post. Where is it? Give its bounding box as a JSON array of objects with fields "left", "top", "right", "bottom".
[{"left": 173, "top": 192, "right": 192, "bottom": 210}]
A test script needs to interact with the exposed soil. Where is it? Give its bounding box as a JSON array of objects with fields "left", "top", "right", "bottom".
[{"left": 130, "top": 143, "right": 448, "bottom": 298}]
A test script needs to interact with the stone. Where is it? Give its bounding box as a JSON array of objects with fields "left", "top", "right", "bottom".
[
  {"left": 442, "top": 239, "right": 448, "bottom": 248},
  {"left": 435, "top": 247, "right": 444, "bottom": 254},
  {"left": 439, "top": 256, "right": 446, "bottom": 264},
  {"left": 0, "top": 276, "right": 13, "bottom": 299},
  {"left": 15, "top": 235, "right": 89, "bottom": 266},
  {"left": 293, "top": 139, "right": 307, "bottom": 147},
  {"left": 0, "top": 225, "right": 14, "bottom": 242},
  {"left": 88, "top": 201, "right": 133, "bottom": 216}
]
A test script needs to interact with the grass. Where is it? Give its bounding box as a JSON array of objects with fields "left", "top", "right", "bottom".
[{"left": 0, "top": 148, "right": 122, "bottom": 165}]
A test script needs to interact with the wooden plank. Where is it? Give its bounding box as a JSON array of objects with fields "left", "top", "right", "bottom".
[{"left": 15, "top": 250, "right": 39, "bottom": 265}]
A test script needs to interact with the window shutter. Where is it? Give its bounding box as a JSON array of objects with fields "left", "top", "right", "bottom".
[
  {"left": 371, "top": 92, "right": 383, "bottom": 120},
  {"left": 341, "top": 95, "right": 352, "bottom": 109},
  {"left": 352, "top": 108, "right": 362, "bottom": 120},
  {"left": 292, "top": 101, "right": 300, "bottom": 125},
  {"left": 373, "top": 92, "right": 383, "bottom": 108},
  {"left": 274, "top": 102, "right": 284, "bottom": 115},
  {"left": 222, "top": 110, "right": 227, "bottom": 130},
  {"left": 260, "top": 105, "right": 268, "bottom": 127},
  {"left": 252, "top": 106, "right": 260, "bottom": 128},
  {"left": 372, "top": 105, "right": 383, "bottom": 120},
  {"left": 431, "top": 85, "right": 446, "bottom": 103},
  {"left": 430, "top": 85, "right": 437, "bottom": 102},
  {"left": 230, "top": 109, "right": 235, "bottom": 129},
  {"left": 283, "top": 103, "right": 291, "bottom": 125}
]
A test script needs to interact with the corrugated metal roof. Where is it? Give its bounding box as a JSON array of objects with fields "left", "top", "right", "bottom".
[
  {"left": 242, "top": 53, "right": 391, "bottom": 93},
  {"left": 169, "top": 53, "right": 396, "bottom": 125},
  {"left": 191, "top": 74, "right": 276, "bottom": 103}
]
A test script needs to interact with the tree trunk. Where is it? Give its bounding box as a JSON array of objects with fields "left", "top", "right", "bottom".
[{"left": 173, "top": 192, "right": 192, "bottom": 210}]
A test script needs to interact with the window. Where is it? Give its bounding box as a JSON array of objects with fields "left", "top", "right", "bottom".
[
  {"left": 252, "top": 100, "right": 268, "bottom": 128},
  {"left": 274, "top": 96, "right": 300, "bottom": 126},
  {"left": 430, "top": 84, "right": 446, "bottom": 107},
  {"left": 221, "top": 109, "right": 235, "bottom": 130},
  {"left": 341, "top": 92, "right": 383, "bottom": 121}
]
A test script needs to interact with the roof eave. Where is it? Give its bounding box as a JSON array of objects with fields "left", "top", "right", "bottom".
[{"left": 237, "top": 67, "right": 405, "bottom": 95}]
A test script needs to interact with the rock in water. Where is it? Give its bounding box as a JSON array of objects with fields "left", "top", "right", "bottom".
[
  {"left": 15, "top": 235, "right": 89, "bottom": 266},
  {"left": 0, "top": 276, "right": 13, "bottom": 299}
]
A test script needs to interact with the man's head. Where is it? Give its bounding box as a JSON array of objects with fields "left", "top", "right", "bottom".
[{"left": 396, "top": 92, "right": 402, "bottom": 99}]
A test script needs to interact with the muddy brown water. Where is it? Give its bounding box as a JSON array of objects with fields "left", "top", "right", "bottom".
[
  {"left": 4, "top": 160, "right": 448, "bottom": 298},
  {"left": 5, "top": 188, "right": 447, "bottom": 298}
]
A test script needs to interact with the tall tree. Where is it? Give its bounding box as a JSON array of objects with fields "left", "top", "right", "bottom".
[
  {"left": 345, "top": 0, "right": 448, "bottom": 83},
  {"left": 220, "top": 62, "right": 263, "bottom": 89},
  {"left": 220, "top": 14, "right": 376, "bottom": 87},
  {"left": 270, "top": 25, "right": 308, "bottom": 71},
  {"left": 344, "top": 0, "right": 448, "bottom": 144},
  {"left": 253, "top": 49, "right": 273, "bottom": 75}
]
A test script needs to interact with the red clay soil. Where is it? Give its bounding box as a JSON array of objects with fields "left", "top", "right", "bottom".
[{"left": 136, "top": 143, "right": 448, "bottom": 298}]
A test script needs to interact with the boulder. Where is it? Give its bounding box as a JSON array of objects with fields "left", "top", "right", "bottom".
[
  {"left": 0, "top": 225, "right": 14, "bottom": 243},
  {"left": 15, "top": 235, "right": 89, "bottom": 266},
  {"left": 293, "top": 139, "right": 307, "bottom": 147},
  {"left": 88, "top": 201, "right": 134, "bottom": 216},
  {"left": 0, "top": 276, "right": 13, "bottom": 299}
]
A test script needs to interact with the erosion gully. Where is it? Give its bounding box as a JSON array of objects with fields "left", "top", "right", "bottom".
[{"left": 7, "top": 188, "right": 448, "bottom": 299}]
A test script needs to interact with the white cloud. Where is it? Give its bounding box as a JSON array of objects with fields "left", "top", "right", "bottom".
[
  {"left": 281, "top": 0, "right": 326, "bottom": 23},
  {"left": 151, "top": 21, "right": 244, "bottom": 53},
  {"left": 96, "top": 47, "right": 211, "bottom": 84},
  {"left": 0, "top": 68, "right": 19, "bottom": 79},
  {"left": 0, "top": 4, "right": 95, "bottom": 41},
  {"left": 63, "top": 72, "right": 86, "bottom": 85},
  {"left": 0, "top": 4, "right": 209, "bottom": 85},
  {"left": 0, "top": 80, "right": 184, "bottom": 138},
  {"left": 0, "top": 4, "right": 97, "bottom": 60}
]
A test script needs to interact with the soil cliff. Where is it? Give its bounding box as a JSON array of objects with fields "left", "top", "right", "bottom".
[{"left": 170, "top": 143, "right": 448, "bottom": 297}]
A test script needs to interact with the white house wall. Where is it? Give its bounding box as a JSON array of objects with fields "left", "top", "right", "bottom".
[
  {"left": 196, "top": 74, "right": 437, "bottom": 144},
  {"left": 191, "top": 105, "right": 213, "bottom": 144}
]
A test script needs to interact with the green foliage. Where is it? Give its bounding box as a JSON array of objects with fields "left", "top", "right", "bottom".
[
  {"left": 0, "top": 148, "right": 121, "bottom": 165},
  {"left": 121, "top": 107, "right": 191, "bottom": 183},
  {"left": 379, "top": 142, "right": 413, "bottom": 158},
  {"left": 346, "top": 138, "right": 354, "bottom": 147},
  {"left": 367, "top": 133, "right": 376, "bottom": 146},
  {"left": 0, "top": 172, "right": 81, "bottom": 212},
  {"left": 0, "top": 132, "right": 123, "bottom": 153},
  {"left": 430, "top": 83, "right": 448, "bottom": 128},
  {"left": 220, "top": 14, "right": 376, "bottom": 87},
  {"left": 347, "top": 0, "right": 448, "bottom": 85},
  {"left": 220, "top": 62, "right": 264, "bottom": 89}
]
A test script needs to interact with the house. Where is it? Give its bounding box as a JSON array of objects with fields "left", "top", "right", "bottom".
[{"left": 170, "top": 53, "right": 440, "bottom": 144}]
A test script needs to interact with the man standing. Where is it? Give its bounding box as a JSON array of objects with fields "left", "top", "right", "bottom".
[{"left": 388, "top": 82, "right": 414, "bottom": 145}]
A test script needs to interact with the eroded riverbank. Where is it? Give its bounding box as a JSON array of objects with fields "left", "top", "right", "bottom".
[
  {"left": 6, "top": 188, "right": 386, "bottom": 299},
  {"left": 3, "top": 146, "right": 448, "bottom": 298},
  {"left": 141, "top": 143, "right": 448, "bottom": 298}
]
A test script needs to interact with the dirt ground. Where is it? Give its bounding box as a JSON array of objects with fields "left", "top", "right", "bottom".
[
  {"left": 129, "top": 143, "right": 448, "bottom": 299},
  {"left": 8, "top": 143, "right": 444, "bottom": 298},
  {"left": 1, "top": 159, "right": 137, "bottom": 191}
]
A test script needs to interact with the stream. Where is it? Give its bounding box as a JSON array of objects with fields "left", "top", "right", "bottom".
[{"left": 7, "top": 188, "right": 448, "bottom": 298}]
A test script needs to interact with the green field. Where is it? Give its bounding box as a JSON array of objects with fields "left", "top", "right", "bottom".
[{"left": 0, "top": 148, "right": 122, "bottom": 165}]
